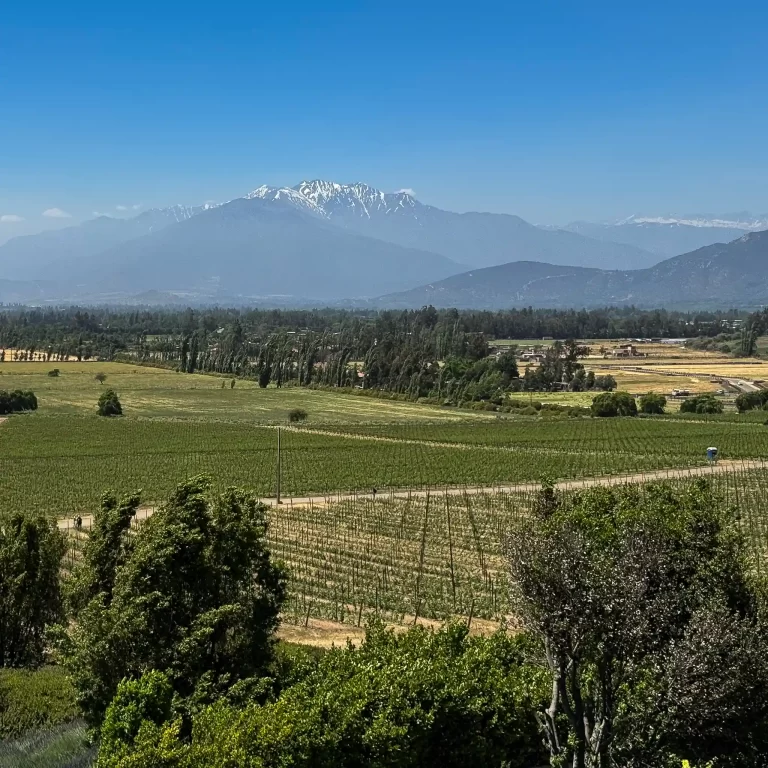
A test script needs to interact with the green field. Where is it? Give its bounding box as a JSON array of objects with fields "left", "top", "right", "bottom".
[
  {"left": 3, "top": 409, "right": 768, "bottom": 518},
  {"left": 0, "top": 361, "right": 484, "bottom": 423},
  {"left": 3, "top": 361, "right": 768, "bottom": 519}
]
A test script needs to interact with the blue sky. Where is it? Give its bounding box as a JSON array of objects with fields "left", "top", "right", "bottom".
[{"left": 2, "top": 1, "right": 768, "bottom": 241}]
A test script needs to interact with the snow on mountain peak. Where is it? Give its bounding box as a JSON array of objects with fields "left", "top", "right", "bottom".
[
  {"left": 292, "top": 180, "right": 420, "bottom": 219},
  {"left": 621, "top": 213, "right": 768, "bottom": 230},
  {"left": 245, "top": 185, "right": 325, "bottom": 216}
]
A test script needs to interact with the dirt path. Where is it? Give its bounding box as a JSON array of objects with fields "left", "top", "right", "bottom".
[
  {"left": 57, "top": 459, "right": 768, "bottom": 532},
  {"left": 278, "top": 614, "right": 507, "bottom": 649},
  {"left": 272, "top": 424, "right": 652, "bottom": 459}
]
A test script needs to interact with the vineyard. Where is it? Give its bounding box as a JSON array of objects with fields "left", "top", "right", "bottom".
[
  {"left": 252, "top": 466, "right": 768, "bottom": 627},
  {"left": 57, "top": 464, "right": 768, "bottom": 634},
  {"left": 6, "top": 359, "right": 768, "bottom": 636},
  {"left": 6, "top": 413, "right": 768, "bottom": 518}
]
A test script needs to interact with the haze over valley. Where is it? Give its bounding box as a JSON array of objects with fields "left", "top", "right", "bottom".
[{"left": 2, "top": 180, "right": 767, "bottom": 308}]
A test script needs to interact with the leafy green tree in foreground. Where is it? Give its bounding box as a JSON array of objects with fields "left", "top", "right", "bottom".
[
  {"left": 97, "top": 388, "right": 122, "bottom": 417},
  {"left": 0, "top": 515, "right": 65, "bottom": 667},
  {"left": 638, "top": 391, "right": 667, "bottom": 414},
  {"left": 507, "top": 481, "right": 768, "bottom": 768},
  {"left": 59, "top": 476, "right": 286, "bottom": 729},
  {"left": 97, "top": 621, "right": 547, "bottom": 768}
]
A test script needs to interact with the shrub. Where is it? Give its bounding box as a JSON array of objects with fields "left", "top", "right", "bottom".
[
  {"left": 680, "top": 394, "right": 723, "bottom": 415},
  {"left": 97, "top": 389, "right": 122, "bottom": 417},
  {"left": 48, "top": 369, "right": 60, "bottom": 377},
  {"left": 0, "top": 666, "right": 77, "bottom": 740},
  {"left": 288, "top": 408, "right": 308, "bottom": 423},
  {"left": 98, "top": 622, "right": 547, "bottom": 768},
  {"left": 639, "top": 392, "right": 667, "bottom": 414},
  {"left": 0, "top": 389, "right": 38, "bottom": 415},
  {"left": 94, "top": 372, "right": 108, "bottom": 385}
]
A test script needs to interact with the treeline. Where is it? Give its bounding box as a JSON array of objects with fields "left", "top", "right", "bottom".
[
  {"left": 0, "top": 304, "right": 749, "bottom": 404},
  {"left": 6, "top": 478, "right": 768, "bottom": 766},
  {"left": 0, "top": 304, "right": 745, "bottom": 358}
]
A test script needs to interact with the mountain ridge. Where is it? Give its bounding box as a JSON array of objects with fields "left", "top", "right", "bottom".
[{"left": 377, "top": 230, "right": 768, "bottom": 309}]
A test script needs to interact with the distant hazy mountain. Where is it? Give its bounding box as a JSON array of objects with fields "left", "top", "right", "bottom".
[
  {"left": 559, "top": 213, "right": 768, "bottom": 259},
  {"left": 0, "top": 205, "right": 216, "bottom": 281},
  {"left": 250, "top": 181, "right": 657, "bottom": 270},
  {"left": 0, "top": 279, "right": 55, "bottom": 304},
  {"left": 5, "top": 180, "right": 760, "bottom": 304},
  {"left": 71, "top": 197, "right": 462, "bottom": 299},
  {"left": 378, "top": 231, "right": 768, "bottom": 309}
]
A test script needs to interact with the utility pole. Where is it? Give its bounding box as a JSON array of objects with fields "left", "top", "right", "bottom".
[{"left": 276, "top": 427, "right": 282, "bottom": 504}]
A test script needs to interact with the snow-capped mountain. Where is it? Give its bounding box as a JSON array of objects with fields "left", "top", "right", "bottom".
[
  {"left": 244, "top": 179, "right": 657, "bottom": 270},
  {"left": 560, "top": 213, "right": 768, "bottom": 259},
  {"left": 617, "top": 213, "right": 768, "bottom": 230},
  {"left": 3, "top": 178, "right": 722, "bottom": 300},
  {"left": 626, "top": 213, "right": 768, "bottom": 229}
]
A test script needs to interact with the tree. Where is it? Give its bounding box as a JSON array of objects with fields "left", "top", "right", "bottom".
[
  {"left": 60, "top": 477, "right": 286, "bottom": 729},
  {"left": 735, "top": 390, "right": 768, "bottom": 412},
  {"left": 95, "top": 372, "right": 108, "bottom": 385},
  {"left": 0, "top": 514, "right": 65, "bottom": 667},
  {"left": 65, "top": 492, "right": 140, "bottom": 616},
  {"left": 638, "top": 391, "right": 667, "bottom": 414},
  {"left": 97, "top": 389, "right": 122, "bottom": 417},
  {"left": 288, "top": 408, "right": 308, "bottom": 423},
  {"left": 592, "top": 374, "right": 616, "bottom": 391},
  {"left": 680, "top": 393, "right": 723, "bottom": 414},
  {"left": 47, "top": 369, "right": 60, "bottom": 377},
  {"left": 506, "top": 481, "right": 765, "bottom": 768},
  {"left": 590, "top": 391, "right": 637, "bottom": 417}
]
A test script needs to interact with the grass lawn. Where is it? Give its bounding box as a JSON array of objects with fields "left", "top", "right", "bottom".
[{"left": 0, "top": 361, "right": 489, "bottom": 423}]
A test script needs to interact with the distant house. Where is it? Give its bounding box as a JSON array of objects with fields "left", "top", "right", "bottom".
[
  {"left": 606, "top": 344, "right": 644, "bottom": 359},
  {"left": 520, "top": 350, "right": 547, "bottom": 364}
]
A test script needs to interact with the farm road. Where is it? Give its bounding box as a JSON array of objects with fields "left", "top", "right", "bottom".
[{"left": 58, "top": 459, "right": 768, "bottom": 531}]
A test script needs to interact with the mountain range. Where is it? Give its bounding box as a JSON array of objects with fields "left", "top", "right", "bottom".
[
  {"left": 0, "top": 181, "right": 662, "bottom": 302},
  {"left": 0, "top": 180, "right": 766, "bottom": 308},
  {"left": 558, "top": 213, "right": 768, "bottom": 259},
  {"left": 379, "top": 231, "right": 768, "bottom": 309}
]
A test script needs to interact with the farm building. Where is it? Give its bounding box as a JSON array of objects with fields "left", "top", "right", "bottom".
[{"left": 606, "top": 344, "right": 645, "bottom": 359}]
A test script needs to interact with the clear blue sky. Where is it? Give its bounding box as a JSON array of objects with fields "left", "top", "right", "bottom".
[{"left": 2, "top": 0, "right": 768, "bottom": 240}]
